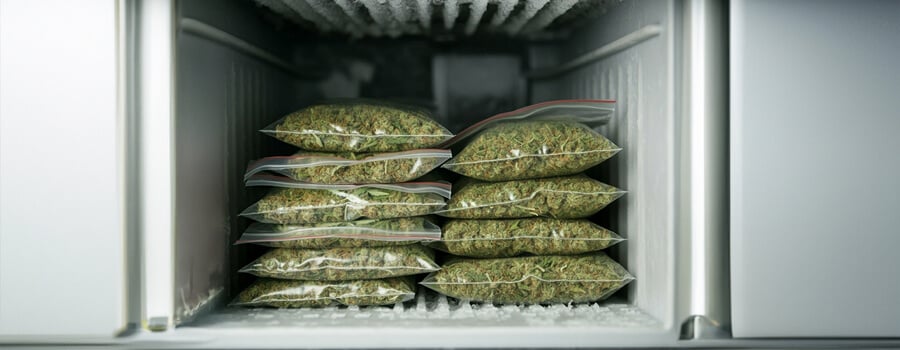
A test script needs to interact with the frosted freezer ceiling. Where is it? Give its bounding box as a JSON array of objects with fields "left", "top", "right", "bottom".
[{"left": 253, "top": 0, "right": 614, "bottom": 38}]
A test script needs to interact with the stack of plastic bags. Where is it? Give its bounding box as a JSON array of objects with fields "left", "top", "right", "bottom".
[
  {"left": 423, "top": 100, "right": 635, "bottom": 304},
  {"left": 230, "top": 99, "right": 635, "bottom": 308},
  {"left": 233, "top": 100, "right": 453, "bottom": 308}
]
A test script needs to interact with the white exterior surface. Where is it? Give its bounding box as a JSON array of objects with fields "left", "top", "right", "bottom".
[
  {"left": 0, "top": 0, "right": 125, "bottom": 339},
  {"left": 139, "top": 0, "right": 176, "bottom": 331},
  {"left": 731, "top": 0, "right": 900, "bottom": 338}
]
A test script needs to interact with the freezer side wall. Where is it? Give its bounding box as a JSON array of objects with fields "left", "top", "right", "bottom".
[
  {"left": 531, "top": 0, "right": 678, "bottom": 327},
  {"left": 173, "top": 0, "right": 318, "bottom": 324}
]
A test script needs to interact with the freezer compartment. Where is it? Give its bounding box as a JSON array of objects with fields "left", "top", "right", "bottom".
[{"left": 138, "top": 0, "right": 692, "bottom": 347}]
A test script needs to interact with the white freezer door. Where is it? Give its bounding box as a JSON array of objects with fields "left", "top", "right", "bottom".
[
  {"left": 730, "top": 0, "right": 900, "bottom": 338},
  {"left": 0, "top": 0, "right": 126, "bottom": 340}
]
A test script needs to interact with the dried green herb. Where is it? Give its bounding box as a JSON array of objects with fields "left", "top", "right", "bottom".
[
  {"left": 238, "top": 218, "right": 441, "bottom": 249},
  {"left": 233, "top": 277, "right": 416, "bottom": 308},
  {"left": 266, "top": 238, "right": 414, "bottom": 249},
  {"left": 434, "top": 218, "right": 623, "bottom": 257},
  {"left": 241, "top": 187, "right": 447, "bottom": 224},
  {"left": 439, "top": 175, "right": 624, "bottom": 219},
  {"left": 282, "top": 150, "right": 449, "bottom": 184},
  {"left": 263, "top": 101, "right": 453, "bottom": 152},
  {"left": 420, "top": 253, "right": 633, "bottom": 304},
  {"left": 240, "top": 245, "right": 440, "bottom": 281},
  {"left": 443, "top": 121, "right": 620, "bottom": 181}
]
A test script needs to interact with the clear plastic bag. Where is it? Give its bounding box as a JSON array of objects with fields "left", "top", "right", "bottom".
[
  {"left": 240, "top": 181, "right": 450, "bottom": 224},
  {"left": 438, "top": 99, "right": 615, "bottom": 148},
  {"left": 261, "top": 100, "right": 453, "bottom": 152},
  {"left": 236, "top": 217, "right": 441, "bottom": 249},
  {"left": 442, "top": 120, "right": 620, "bottom": 181},
  {"left": 438, "top": 174, "right": 624, "bottom": 219},
  {"left": 239, "top": 245, "right": 440, "bottom": 281},
  {"left": 232, "top": 277, "right": 416, "bottom": 308},
  {"left": 432, "top": 218, "right": 623, "bottom": 258},
  {"left": 244, "top": 149, "right": 452, "bottom": 184},
  {"left": 420, "top": 253, "right": 633, "bottom": 304}
]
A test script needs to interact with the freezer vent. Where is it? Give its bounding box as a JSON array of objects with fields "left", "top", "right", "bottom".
[{"left": 253, "top": 0, "right": 616, "bottom": 38}]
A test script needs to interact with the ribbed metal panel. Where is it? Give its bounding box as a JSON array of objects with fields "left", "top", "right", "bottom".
[{"left": 253, "top": 0, "right": 606, "bottom": 37}]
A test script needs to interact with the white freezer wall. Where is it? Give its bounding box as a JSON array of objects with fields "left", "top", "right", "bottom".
[
  {"left": 172, "top": 2, "right": 317, "bottom": 324},
  {"left": 0, "top": 0, "right": 126, "bottom": 339},
  {"left": 530, "top": 0, "right": 678, "bottom": 326},
  {"left": 730, "top": 0, "right": 900, "bottom": 338}
]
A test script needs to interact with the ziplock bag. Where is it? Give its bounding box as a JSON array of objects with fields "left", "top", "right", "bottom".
[
  {"left": 437, "top": 174, "right": 624, "bottom": 219},
  {"left": 261, "top": 100, "right": 453, "bottom": 153},
  {"left": 232, "top": 277, "right": 416, "bottom": 308},
  {"left": 442, "top": 120, "right": 620, "bottom": 181},
  {"left": 420, "top": 253, "right": 633, "bottom": 304},
  {"left": 433, "top": 218, "right": 623, "bottom": 258},
  {"left": 244, "top": 149, "right": 452, "bottom": 184},
  {"left": 240, "top": 180, "right": 450, "bottom": 224},
  {"left": 236, "top": 217, "right": 442, "bottom": 249},
  {"left": 438, "top": 99, "right": 615, "bottom": 148},
  {"left": 239, "top": 245, "right": 440, "bottom": 281}
]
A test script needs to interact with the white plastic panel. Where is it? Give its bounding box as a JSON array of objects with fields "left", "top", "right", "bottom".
[
  {"left": 731, "top": 0, "right": 900, "bottom": 337},
  {"left": 0, "top": 0, "right": 125, "bottom": 339},
  {"left": 140, "top": 0, "right": 176, "bottom": 331}
]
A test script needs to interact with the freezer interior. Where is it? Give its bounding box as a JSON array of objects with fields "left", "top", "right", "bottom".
[{"left": 164, "top": 0, "right": 685, "bottom": 345}]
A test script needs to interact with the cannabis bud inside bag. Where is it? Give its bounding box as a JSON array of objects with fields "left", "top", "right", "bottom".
[
  {"left": 239, "top": 245, "right": 440, "bottom": 281},
  {"left": 261, "top": 100, "right": 453, "bottom": 153},
  {"left": 240, "top": 181, "right": 450, "bottom": 224},
  {"left": 439, "top": 99, "right": 615, "bottom": 148},
  {"left": 443, "top": 120, "right": 619, "bottom": 182},
  {"left": 420, "top": 253, "right": 633, "bottom": 304},
  {"left": 433, "top": 218, "right": 623, "bottom": 258},
  {"left": 232, "top": 277, "right": 416, "bottom": 308},
  {"left": 245, "top": 149, "right": 452, "bottom": 185},
  {"left": 236, "top": 217, "right": 441, "bottom": 249},
  {"left": 438, "top": 175, "right": 624, "bottom": 219}
]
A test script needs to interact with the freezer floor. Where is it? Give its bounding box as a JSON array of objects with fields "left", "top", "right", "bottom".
[{"left": 187, "top": 290, "right": 659, "bottom": 328}]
